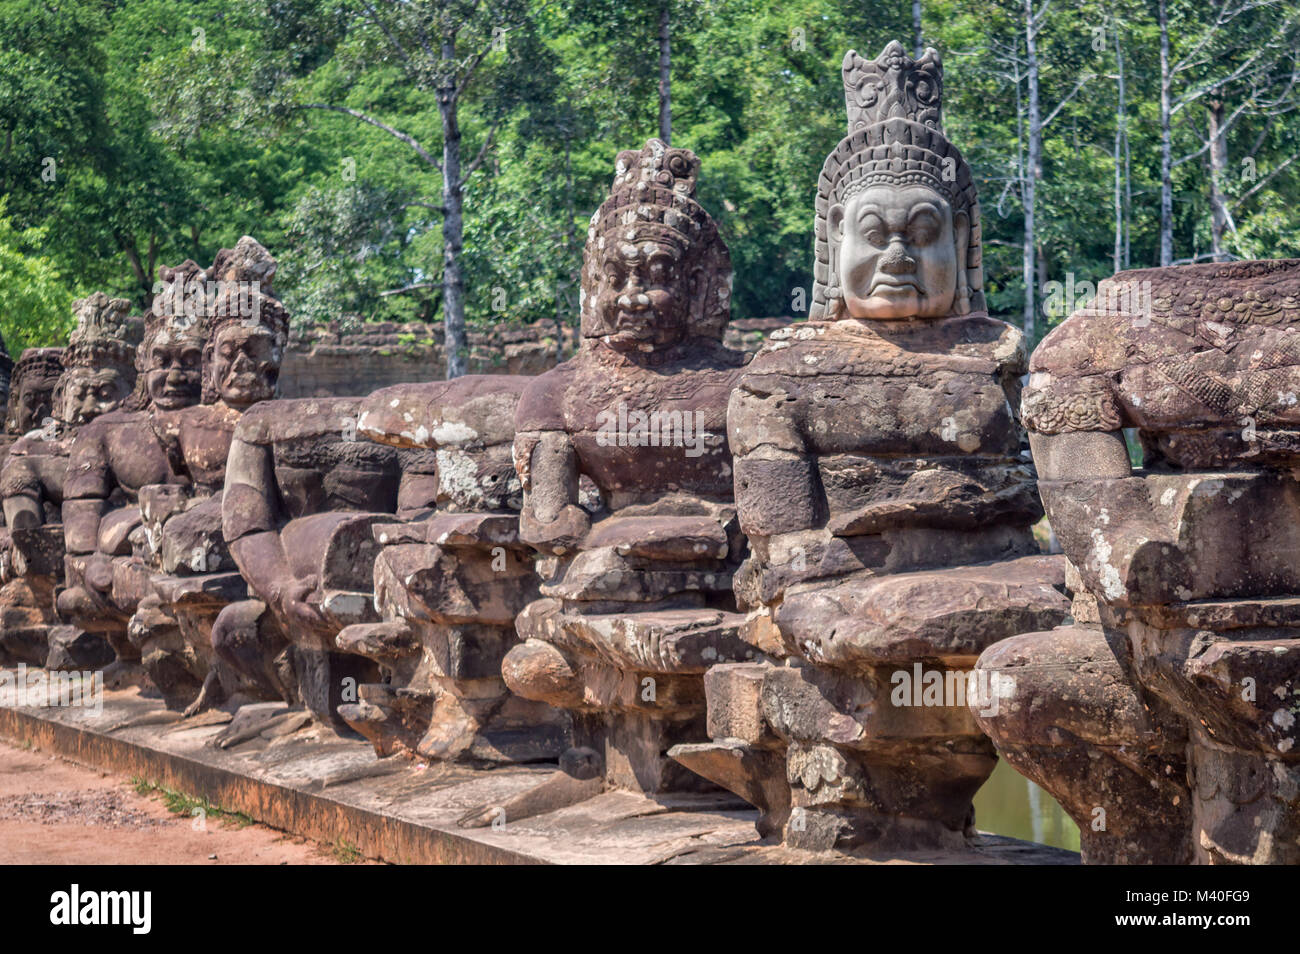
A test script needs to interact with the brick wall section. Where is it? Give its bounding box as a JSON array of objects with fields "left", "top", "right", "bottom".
[{"left": 278, "top": 317, "right": 797, "bottom": 398}]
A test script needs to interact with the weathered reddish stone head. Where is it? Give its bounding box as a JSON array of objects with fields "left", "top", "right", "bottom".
[
  {"left": 5, "top": 348, "right": 64, "bottom": 435},
  {"left": 201, "top": 237, "right": 287, "bottom": 409},
  {"left": 55, "top": 293, "right": 142, "bottom": 426},
  {"left": 141, "top": 260, "right": 208, "bottom": 412},
  {"left": 580, "top": 139, "right": 732, "bottom": 351}
]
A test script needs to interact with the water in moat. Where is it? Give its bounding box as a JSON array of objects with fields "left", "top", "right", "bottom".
[{"left": 973, "top": 759, "right": 1080, "bottom": 852}]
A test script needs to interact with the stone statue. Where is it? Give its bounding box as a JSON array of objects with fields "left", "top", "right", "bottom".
[
  {"left": 5, "top": 297, "right": 141, "bottom": 532},
  {"left": 494, "top": 139, "right": 754, "bottom": 811},
  {"left": 670, "top": 42, "right": 1068, "bottom": 851},
  {"left": 0, "top": 347, "right": 66, "bottom": 529},
  {"left": 973, "top": 258, "right": 1300, "bottom": 864},
  {"left": 2, "top": 348, "right": 62, "bottom": 449},
  {"left": 336, "top": 375, "right": 566, "bottom": 763},
  {"left": 0, "top": 347, "right": 66, "bottom": 665},
  {"left": 216, "top": 387, "right": 402, "bottom": 724},
  {"left": 128, "top": 240, "right": 291, "bottom": 710},
  {"left": 56, "top": 273, "right": 206, "bottom": 674},
  {"left": 2, "top": 296, "right": 143, "bottom": 669}
]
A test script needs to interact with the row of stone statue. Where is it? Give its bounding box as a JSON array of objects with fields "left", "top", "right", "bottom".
[{"left": 1, "top": 40, "right": 1296, "bottom": 865}]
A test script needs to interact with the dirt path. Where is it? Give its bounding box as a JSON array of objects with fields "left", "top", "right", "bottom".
[{"left": 0, "top": 737, "right": 352, "bottom": 864}]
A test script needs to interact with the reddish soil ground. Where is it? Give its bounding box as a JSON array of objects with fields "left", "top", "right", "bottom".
[{"left": 0, "top": 737, "right": 351, "bottom": 864}]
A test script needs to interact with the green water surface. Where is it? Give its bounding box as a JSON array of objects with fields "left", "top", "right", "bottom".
[{"left": 972, "top": 759, "right": 1081, "bottom": 852}]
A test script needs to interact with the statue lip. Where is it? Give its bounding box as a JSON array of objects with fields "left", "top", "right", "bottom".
[
  {"left": 612, "top": 311, "right": 655, "bottom": 331},
  {"left": 869, "top": 277, "right": 921, "bottom": 292}
]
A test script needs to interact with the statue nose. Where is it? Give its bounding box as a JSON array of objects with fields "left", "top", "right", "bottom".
[
  {"left": 617, "top": 285, "right": 651, "bottom": 310},
  {"left": 880, "top": 240, "right": 916, "bottom": 274}
]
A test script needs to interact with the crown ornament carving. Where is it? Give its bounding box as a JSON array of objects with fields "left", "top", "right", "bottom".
[{"left": 842, "top": 40, "right": 943, "bottom": 135}]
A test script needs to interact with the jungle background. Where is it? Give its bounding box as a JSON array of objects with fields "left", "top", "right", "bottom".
[{"left": 2, "top": 0, "right": 1298, "bottom": 368}]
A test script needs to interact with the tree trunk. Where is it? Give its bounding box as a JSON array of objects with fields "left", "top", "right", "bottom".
[
  {"left": 658, "top": 3, "right": 671, "bottom": 144},
  {"left": 1158, "top": 0, "right": 1174, "bottom": 266},
  {"left": 913, "top": 0, "right": 923, "bottom": 57},
  {"left": 1207, "top": 99, "right": 1230, "bottom": 261},
  {"left": 1022, "top": 0, "right": 1041, "bottom": 341},
  {"left": 1113, "top": 28, "right": 1126, "bottom": 272},
  {"left": 557, "top": 127, "right": 576, "bottom": 367},
  {"left": 439, "top": 36, "right": 467, "bottom": 379},
  {"left": 121, "top": 240, "right": 150, "bottom": 299}
]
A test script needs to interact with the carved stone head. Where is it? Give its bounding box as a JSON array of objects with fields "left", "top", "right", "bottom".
[
  {"left": 141, "top": 259, "right": 208, "bottom": 411},
  {"left": 6, "top": 348, "right": 64, "bottom": 434},
  {"left": 200, "top": 237, "right": 288, "bottom": 409},
  {"left": 56, "top": 293, "right": 142, "bottom": 426},
  {"left": 580, "top": 139, "right": 731, "bottom": 352},
  {"left": 813, "top": 42, "right": 984, "bottom": 321}
]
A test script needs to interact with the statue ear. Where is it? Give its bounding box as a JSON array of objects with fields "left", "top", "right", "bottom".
[
  {"left": 688, "top": 265, "right": 707, "bottom": 326},
  {"left": 828, "top": 203, "right": 846, "bottom": 242},
  {"left": 953, "top": 209, "right": 971, "bottom": 315}
]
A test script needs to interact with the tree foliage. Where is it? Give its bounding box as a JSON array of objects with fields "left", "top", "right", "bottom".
[{"left": 2, "top": 0, "right": 1298, "bottom": 353}]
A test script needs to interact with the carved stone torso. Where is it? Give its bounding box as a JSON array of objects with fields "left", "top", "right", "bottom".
[
  {"left": 517, "top": 341, "right": 745, "bottom": 506},
  {"left": 1, "top": 433, "right": 73, "bottom": 517},
  {"left": 65, "top": 410, "right": 181, "bottom": 506},
  {"left": 233, "top": 398, "right": 402, "bottom": 524},
  {"left": 730, "top": 315, "right": 1041, "bottom": 598},
  {"left": 155, "top": 404, "right": 243, "bottom": 494},
  {"left": 737, "top": 316, "right": 1024, "bottom": 459},
  {"left": 1024, "top": 259, "right": 1300, "bottom": 469}
]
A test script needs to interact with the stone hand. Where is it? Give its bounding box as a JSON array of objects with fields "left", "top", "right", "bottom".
[{"left": 520, "top": 503, "right": 590, "bottom": 555}]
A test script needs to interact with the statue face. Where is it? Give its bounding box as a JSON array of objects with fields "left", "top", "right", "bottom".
[
  {"left": 145, "top": 329, "right": 204, "bottom": 411},
  {"left": 15, "top": 378, "right": 56, "bottom": 433},
  {"left": 61, "top": 367, "right": 131, "bottom": 426},
  {"left": 586, "top": 236, "right": 691, "bottom": 351},
  {"left": 213, "top": 323, "right": 279, "bottom": 408},
  {"left": 830, "top": 184, "right": 959, "bottom": 319}
]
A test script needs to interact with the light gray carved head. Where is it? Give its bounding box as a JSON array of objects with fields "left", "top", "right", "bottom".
[{"left": 813, "top": 42, "right": 983, "bottom": 322}]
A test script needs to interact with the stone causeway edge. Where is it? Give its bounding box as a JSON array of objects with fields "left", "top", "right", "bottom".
[{"left": 0, "top": 683, "right": 1079, "bottom": 866}]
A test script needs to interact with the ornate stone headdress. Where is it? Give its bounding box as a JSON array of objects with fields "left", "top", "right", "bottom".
[
  {"left": 200, "top": 237, "right": 289, "bottom": 404},
  {"left": 62, "top": 293, "right": 142, "bottom": 374},
  {"left": 581, "top": 139, "right": 732, "bottom": 341},
  {"left": 812, "top": 40, "right": 985, "bottom": 320},
  {"left": 134, "top": 259, "right": 210, "bottom": 409},
  {"left": 53, "top": 293, "right": 143, "bottom": 424},
  {"left": 5, "top": 347, "right": 64, "bottom": 433}
]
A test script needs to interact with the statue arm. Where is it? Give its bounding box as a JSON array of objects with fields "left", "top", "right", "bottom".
[
  {"left": 517, "top": 428, "right": 590, "bottom": 554},
  {"left": 1028, "top": 430, "right": 1132, "bottom": 481},
  {"left": 728, "top": 384, "right": 820, "bottom": 538},
  {"left": 0, "top": 449, "right": 45, "bottom": 530},
  {"left": 222, "top": 434, "right": 297, "bottom": 609},
  {"left": 61, "top": 431, "right": 112, "bottom": 555}
]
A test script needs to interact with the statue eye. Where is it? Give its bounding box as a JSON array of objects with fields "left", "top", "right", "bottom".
[
  {"left": 909, "top": 213, "right": 940, "bottom": 246},
  {"left": 860, "top": 221, "right": 885, "bottom": 246}
]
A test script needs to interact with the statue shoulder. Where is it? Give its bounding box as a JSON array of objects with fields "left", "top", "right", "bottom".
[{"left": 515, "top": 362, "right": 576, "bottom": 433}]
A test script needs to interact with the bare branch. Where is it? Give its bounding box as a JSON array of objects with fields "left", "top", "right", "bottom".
[
  {"left": 380, "top": 281, "right": 442, "bottom": 297},
  {"left": 455, "top": 118, "right": 504, "bottom": 189},
  {"left": 1231, "top": 151, "right": 1300, "bottom": 208},
  {"left": 1041, "top": 74, "right": 1093, "bottom": 129},
  {"left": 301, "top": 104, "right": 443, "bottom": 172}
]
